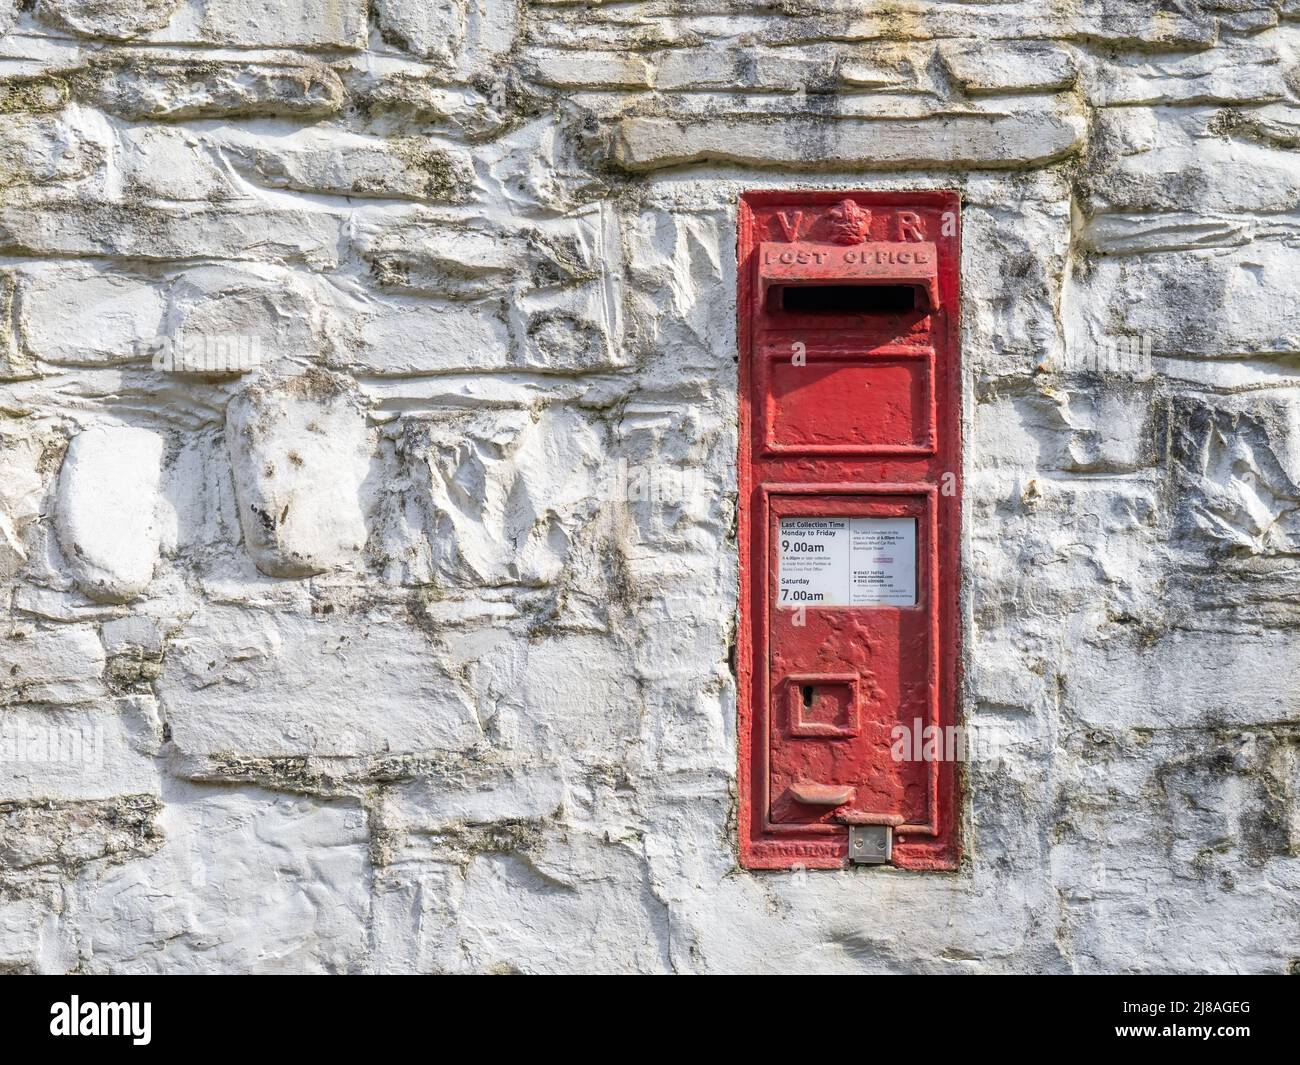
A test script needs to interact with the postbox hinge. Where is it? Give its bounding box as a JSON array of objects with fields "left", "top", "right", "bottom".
[{"left": 848, "top": 824, "right": 892, "bottom": 866}]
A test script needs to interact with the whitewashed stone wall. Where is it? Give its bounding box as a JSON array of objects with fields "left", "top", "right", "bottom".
[{"left": 2, "top": 0, "right": 1298, "bottom": 974}]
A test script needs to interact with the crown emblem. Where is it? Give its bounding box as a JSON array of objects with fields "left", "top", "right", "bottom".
[{"left": 827, "top": 199, "right": 872, "bottom": 244}]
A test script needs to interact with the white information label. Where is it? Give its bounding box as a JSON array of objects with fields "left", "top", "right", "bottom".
[
  {"left": 848, "top": 517, "right": 916, "bottom": 606},
  {"left": 778, "top": 517, "right": 916, "bottom": 607},
  {"left": 776, "top": 518, "right": 849, "bottom": 606}
]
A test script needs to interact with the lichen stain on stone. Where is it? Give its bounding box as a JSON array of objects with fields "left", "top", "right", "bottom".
[
  {"left": 0, "top": 796, "right": 163, "bottom": 886},
  {"left": 0, "top": 75, "right": 71, "bottom": 115}
]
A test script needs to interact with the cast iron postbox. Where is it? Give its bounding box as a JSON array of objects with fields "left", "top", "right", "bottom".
[{"left": 737, "top": 190, "right": 961, "bottom": 871}]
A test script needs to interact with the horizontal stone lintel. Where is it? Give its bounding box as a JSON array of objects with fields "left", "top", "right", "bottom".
[{"left": 609, "top": 112, "right": 1087, "bottom": 172}]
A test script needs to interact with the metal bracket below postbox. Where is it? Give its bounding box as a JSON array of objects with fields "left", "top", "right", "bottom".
[
  {"left": 839, "top": 810, "right": 903, "bottom": 866},
  {"left": 848, "top": 824, "right": 893, "bottom": 866}
]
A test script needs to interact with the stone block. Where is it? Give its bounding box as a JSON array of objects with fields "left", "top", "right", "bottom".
[{"left": 55, "top": 426, "right": 166, "bottom": 603}]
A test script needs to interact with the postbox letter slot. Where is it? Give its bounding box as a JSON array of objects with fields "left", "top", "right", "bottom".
[{"left": 778, "top": 283, "right": 922, "bottom": 315}]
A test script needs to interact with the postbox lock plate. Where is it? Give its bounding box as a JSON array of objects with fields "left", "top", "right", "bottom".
[{"left": 848, "top": 824, "right": 893, "bottom": 866}]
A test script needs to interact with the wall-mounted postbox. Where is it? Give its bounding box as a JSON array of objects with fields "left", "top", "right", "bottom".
[{"left": 737, "top": 191, "right": 961, "bottom": 871}]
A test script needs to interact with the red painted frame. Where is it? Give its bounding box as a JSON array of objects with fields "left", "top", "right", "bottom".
[{"left": 736, "top": 189, "right": 962, "bottom": 871}]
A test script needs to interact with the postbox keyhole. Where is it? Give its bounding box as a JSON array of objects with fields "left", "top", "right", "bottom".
[{"left": 801, "top": 684, "right": 815, "bottom": 709}]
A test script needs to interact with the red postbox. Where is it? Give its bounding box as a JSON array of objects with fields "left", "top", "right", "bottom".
[{"left": 737, "top": 190, "right": 962, "bottom": 871}]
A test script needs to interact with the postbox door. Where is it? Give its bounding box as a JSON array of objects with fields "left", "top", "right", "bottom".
[{"left": 766, "top": 492, "right": 935, "bottom": 830}]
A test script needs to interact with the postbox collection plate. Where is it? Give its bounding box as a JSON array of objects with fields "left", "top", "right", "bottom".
[{"left": 736, "top": 190, "right": 962, "bottom": 871}]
